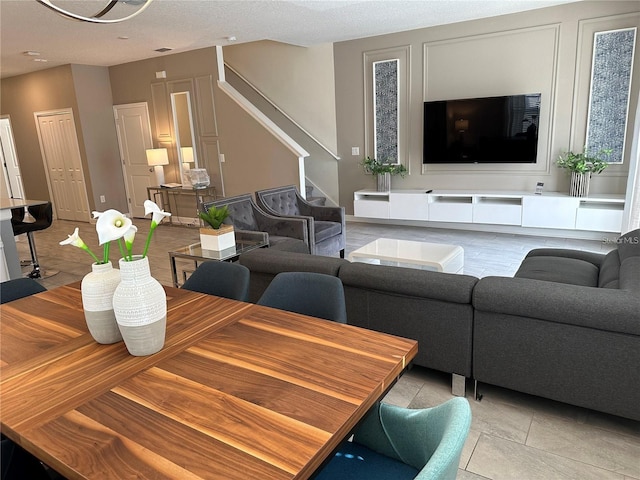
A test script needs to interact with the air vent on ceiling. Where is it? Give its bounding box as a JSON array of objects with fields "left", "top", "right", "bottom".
[{"left": 154, "top": 47, "right": 172, "bottom": 53}]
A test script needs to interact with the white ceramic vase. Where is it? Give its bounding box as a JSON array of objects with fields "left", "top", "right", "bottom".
[
  {"left": 113, "top": 255, "right": 167, "bottom": 356},
  {"left": 81, "top": 261, "right": 122, "bottom": 344}
]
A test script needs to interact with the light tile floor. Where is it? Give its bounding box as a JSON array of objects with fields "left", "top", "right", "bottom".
[{"left": 14, "top": 219, "right": 639, "bottom": 480}]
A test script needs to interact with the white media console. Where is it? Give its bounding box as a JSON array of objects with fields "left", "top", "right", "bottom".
[{"left": 353, "top": 190, "right": 625, "bottom": 233}]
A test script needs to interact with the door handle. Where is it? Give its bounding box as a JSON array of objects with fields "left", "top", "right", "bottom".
[{"left": 149, "top": 167, "right": 154, "bottom": 172}]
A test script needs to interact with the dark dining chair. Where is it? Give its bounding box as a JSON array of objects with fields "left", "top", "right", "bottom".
[
  {"left": 257, "top": 271, "right": 347, "bottom": 323},
  {"left": 181, "top": 260, "right": 251, "bottom": 302},
  {"left": 1, "top": 437, "right": 51, "bottom": 480},
  {"left": 11, "top": 202, "right": 54, "bottom": 279},
  {"left": 0, "top": 277, "right": 46, "bottom": 304},
  {"left": 315, "top": 397, "right": 472, "bottom": 480}
]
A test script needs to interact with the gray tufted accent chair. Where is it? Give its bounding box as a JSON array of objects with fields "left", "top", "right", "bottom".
[
  {"left": 202, "top": 194, "right": 310, "bottom": 252},
  {"left": 255, "top": 185, "right": 346, "bottom": 257}
]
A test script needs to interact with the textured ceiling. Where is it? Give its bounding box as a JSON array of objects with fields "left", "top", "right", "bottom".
[{"left": 1, "top": 0, "right": 582, "bottom": 79}]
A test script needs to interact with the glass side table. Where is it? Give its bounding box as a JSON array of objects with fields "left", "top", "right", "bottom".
[{"left": 169, "top": 230, "right": 268, "bottom": 287}]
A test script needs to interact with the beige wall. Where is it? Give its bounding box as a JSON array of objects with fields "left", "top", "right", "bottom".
[
  {"left": 109, "top": 46, "right": 301, "bottom": 205},
  {"left": 0, "top": 65, "right": 78, "bottom": 203},
  {"left": 71, "top": 65, "right": 127, "bottom": 212},
  {"left": 0, "top": 65, "right": 127, "bottom": 212},
  {"left": 223, "top": 41, "right": 338, "bottom": 154},
  {"left": 334, "top": 1, "right": 640, "bottom": 213}
]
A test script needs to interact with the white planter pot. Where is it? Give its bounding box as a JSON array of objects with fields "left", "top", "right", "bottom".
[
  {"left": 200, "top": 225, "right": 235, "bottom": 251},
  {"left": 570, "top": 171, "right": 591, "bottom": 197},
  {"left": 81, "top": 261, "right": 122, "bottom": 344},
  {"left": 113, "top": 255, "right": 166, "bottom": 356}
]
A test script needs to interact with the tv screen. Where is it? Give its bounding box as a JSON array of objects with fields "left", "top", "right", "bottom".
[{"left": 423, "top": 93, "right": 541, "bottom": 164}]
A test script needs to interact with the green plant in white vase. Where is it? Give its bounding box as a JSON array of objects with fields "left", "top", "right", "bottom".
[
  {"left": 361, "top": 156, "right": 407, "bottom": 192},
  {"left": 556, "top": 147, "right": 611, "bottom": 197}
]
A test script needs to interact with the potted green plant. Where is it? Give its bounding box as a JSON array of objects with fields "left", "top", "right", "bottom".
[
  {"left": 556, "top": 147, "right": 611, "bottom": 197},
  {"left": 198, "top": 205, "right": 235, "bottom": 251},
  {"left": 361, "top": 156, "right": 408, "bottom": 192}
]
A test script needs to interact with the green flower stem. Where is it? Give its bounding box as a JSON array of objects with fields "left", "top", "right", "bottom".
[
  {"left": 82, "top": 245, "right": 101, "bottom": 264},
  {"left": 102, "top": 242, "right": 110, "bottom": 264},
  {"left": 117, "top": 238, "right": 128, "bottom": 261},
  {"left": 142, "top": 223, "right": 157, "bottom": 258}
]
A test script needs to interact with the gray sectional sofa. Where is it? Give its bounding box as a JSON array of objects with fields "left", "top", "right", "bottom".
[
  {"left": 473, "top": 229, "right": 640, "bottom": 421},
  {"left": 238, "top": 229, "right": 640, "bottom": 421}
]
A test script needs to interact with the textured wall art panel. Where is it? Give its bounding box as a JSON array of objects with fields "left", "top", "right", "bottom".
[
  {"left": 586, "top": 28, "right": 636, "bottom": 163},
  {"left": 374, "top": 59, "right": 399, "bottom": 163}
]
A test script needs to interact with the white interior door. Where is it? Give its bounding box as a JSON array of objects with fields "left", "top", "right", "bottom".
[
  {"left": 0, "top": 117, "right": 25, "bottom": 199},
  {"left": 35, "top": 110, "right": 90, "bottom": 221},
  {"left": 113, "top": 103, "right": 154, "bottom": 218}
]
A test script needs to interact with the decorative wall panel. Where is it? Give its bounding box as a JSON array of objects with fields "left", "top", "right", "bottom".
[
  {"left": 586, "top": 27, "right": 636, "bottom": 163},
  {"left": 373, "top": 59, "right": 399, "bottom": 163}
]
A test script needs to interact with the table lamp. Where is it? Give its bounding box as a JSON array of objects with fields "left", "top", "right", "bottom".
[{"left": 146, "top": 148, "right": 169, "bottom": 186}]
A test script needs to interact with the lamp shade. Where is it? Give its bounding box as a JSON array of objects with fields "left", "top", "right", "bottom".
[
  {"left": 146, "top": 148, "right": 169, "bottom": 166},
  {"left": 180, "top": 146, "right": 194, "bottom": 164}
]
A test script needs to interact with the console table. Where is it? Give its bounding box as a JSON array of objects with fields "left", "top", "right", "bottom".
[
  {"left": 354, "top": 189, "right": 625, "bottom": 233},
  {"left": 147, "top": 185, "right": 216, "bottom": 226}
]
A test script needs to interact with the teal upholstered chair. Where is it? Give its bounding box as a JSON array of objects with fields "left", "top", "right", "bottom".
[
  {"left": 315, "top": 397, "right": 471, "bottom": 480},
  {"left": 257, "top": 271, "right": 347, "bottom": 323}
]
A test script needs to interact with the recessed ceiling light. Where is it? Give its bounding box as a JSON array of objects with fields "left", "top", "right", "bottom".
[
  {"left": 154, "top": 47, "right": 172, "bottom": 53},
  {"left": 118, "top": 36, "right": 129, "bottom": 40},
  {"left": 226, "top": 36, "right": 237, "bottom": 42},
  {"left": 23, "top": 51, "right": 41, "bottom": 56},
  {"left": 34, "top": 58, "right": 48, "bottom": 62}
]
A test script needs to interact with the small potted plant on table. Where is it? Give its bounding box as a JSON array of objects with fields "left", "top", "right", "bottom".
[
  {"left": 556, "top": 147, "right": 611, "bottom": 197},
  {"left": 361, "top": 156, "right": 408, "bottom": 192},
  {"left": 199, "top": 205, "right": 235, "bottom": 251}
]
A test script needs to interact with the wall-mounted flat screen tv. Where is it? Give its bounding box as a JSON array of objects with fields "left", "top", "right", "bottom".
[{"left": 423, "top": 93, "right": 541, "bottom": 164}]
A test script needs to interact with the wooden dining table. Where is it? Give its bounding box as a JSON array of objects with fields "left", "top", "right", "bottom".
[{"left": 0, "top": 283, "right": 417, "bottom": 479}]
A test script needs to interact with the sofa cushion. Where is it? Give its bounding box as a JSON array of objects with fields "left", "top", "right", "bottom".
[
  {"left": 314, "top": 220, "right": 341, "bottom": 243},
  {"left": 515, "top": 256, "right": 599, "bottom": 287},
  {"left": 598, "top": 249, "right": 620, "bottom": 288},
  {"left": 239, "top": 248, "right": 348, "bottom": 276}
]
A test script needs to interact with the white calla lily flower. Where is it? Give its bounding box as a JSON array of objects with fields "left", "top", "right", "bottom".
[
  {"left": 123, "top": 225, "right": 137, "bottom": 251},
  {"left": 59, "top": 227, "right": 85, "bottom": 248},
  {"left": 144, "top": 200, "right": 171, "bottom": 228},
  {"left": 59, "top": 227, "right": 100, "bottom": 263},
  {"left": 96, "top": 209, "right": 133, "bottom": 245}
]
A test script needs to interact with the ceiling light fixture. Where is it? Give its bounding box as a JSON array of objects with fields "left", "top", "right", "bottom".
[{"left": 36, "top": 0, "right": 154, "bottom": 24}]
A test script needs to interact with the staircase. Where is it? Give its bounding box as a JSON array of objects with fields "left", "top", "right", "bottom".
[{"left": 306, "top": 185, "right": 326, "bottom": 206}]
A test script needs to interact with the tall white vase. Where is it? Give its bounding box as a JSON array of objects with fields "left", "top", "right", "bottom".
[
  {"left": 81, "top": 261, "right": 122, "bottom": 344},
  {"left": 113, "top": 255, "right": 166, "bottom": 356}
]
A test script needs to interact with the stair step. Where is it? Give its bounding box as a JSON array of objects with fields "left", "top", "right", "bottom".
[{"left": 307, "top": 196, "right": 326, "bottom": 206}]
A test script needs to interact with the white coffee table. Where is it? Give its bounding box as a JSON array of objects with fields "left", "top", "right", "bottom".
[{"left": 348, "top": 238, "right": 464, "bottom": 273}]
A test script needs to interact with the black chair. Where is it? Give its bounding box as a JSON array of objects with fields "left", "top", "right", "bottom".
[
  {"left": 0, "top": 278, "right": 46, "bottom": 304},
  {"left": 202, "top": 194, "right": 311, "bottom": 253},
  {"left": 257, "top": 271, "right": 347, "bottom": 323},
  {"left": 255, "top": 185, "right": 346, "bottom": 257},
  {"left": 181, "top": 261, "right": 251, "bottom": 302},
  {"left": 1, "top": 438, "right": 51, "bottom": 480},
  {"left": 11, "top": 202, "right": 53, "bottom": 279}
]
